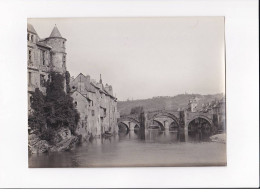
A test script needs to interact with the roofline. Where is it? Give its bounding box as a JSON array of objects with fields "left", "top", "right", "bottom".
[
  {"left": 72, "top": 73, "right": 117, "bottom": 100},
  {"left": 45, "top": 36, "right": 67, "bottom": 41},
  {"left": 71, "top": 90, "right": 92, "bottom": 101},
  {"left": 90, "top": 81, "right": 98, "bottom": 87},
  {"left": 27, "top": 30, "right": 37, "bottom": 35},
  {"left": 86, "top": 88, "right": 96, "bottom": 94},
  {"left": 36, "top": 42, "right": 52, "bottom": 49},
  {"left": 71, "top": 73, "right": 88, "bottom": 84}
]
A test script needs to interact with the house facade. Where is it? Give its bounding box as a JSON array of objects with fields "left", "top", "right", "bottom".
[{"left": 70, "top": 73, "right": 119, "bottom": 139}]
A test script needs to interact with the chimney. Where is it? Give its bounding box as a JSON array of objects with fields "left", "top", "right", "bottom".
[{"left": 99, "top": 74, "right": 102, "bottom": 84}]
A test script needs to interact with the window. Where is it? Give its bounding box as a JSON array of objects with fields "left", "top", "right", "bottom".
[
  {"left": 28, "top": 72, "right": 32, "bottom": 85},
  {"left": 74, "top": 101, "right": 77, "bottom": 107},
  {"left": 27, "top": 33, "right": 30, "bottom": 41},
  {"left": 31, "top": 35, "right": 34, "bottom": 42},
  {"left": 40, "top": 74, "right": 45, "bottom": 87},
  {"left": 28, "top": 50, "right": 32, "bottom": 62},
  {"left": 91, "top": 110, "right": 95, "bottom": 116},
  {"left": 63, "top": 55, "right": 66, "bottom": 66},
  {"left": 40, "top": 50, "right": 45, "bottom": 65},
  {"left": 104, "top": 108, "right": 107, "bottom": 117}
]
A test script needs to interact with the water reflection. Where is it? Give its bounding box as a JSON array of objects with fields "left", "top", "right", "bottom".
[
  {"left": 118, "top": 128, "right": 212, "bottom": 143},
  {"left": 29, "top": 127, "right": 217, "bottom": 168}
]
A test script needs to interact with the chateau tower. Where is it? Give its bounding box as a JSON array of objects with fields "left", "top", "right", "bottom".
[{"left": 44, "top": 25, "right": 67, "bottom": 74}]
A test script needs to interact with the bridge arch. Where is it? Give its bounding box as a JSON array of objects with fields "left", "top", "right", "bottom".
[
  {"left": 118, "top": 117, "right": 140, "bottom": 126},
  {"left": 169, "top": 120, "right": 179, "bottom": 131},
  {"left": 187, "top": 115, "right": 215, "bottom": 137},
  {"left": 186, "top": 115, "right": 213, "bottom": 128},
  {"left": 118, "top": 121, "right": 130, "bottom": 130},
  {"left": 152, "top": 119, "right": 165, "bottom": 131},
  {"left": 118, "top": 116, "right": 140, "bottom": 133},
  {"left": 150, "top": 112, "right": 180, "bottom": 130}
]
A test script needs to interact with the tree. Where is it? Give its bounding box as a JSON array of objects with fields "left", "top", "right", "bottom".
[
  {"left": 45, "top": 72, "right": 80, "bottom": 134},
  {"left": 28, "top": 72, "right": 80, "bottom": 141},
  {"left": 28, "top": 88, "right": 46, "bottom": 133},
  {"left": 65, "top": 71, "right": 71, "bottom": 93}
]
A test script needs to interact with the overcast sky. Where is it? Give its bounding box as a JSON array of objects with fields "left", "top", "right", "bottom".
[{"left": 28, "top": 17, "right": 225, "bottom": 101}]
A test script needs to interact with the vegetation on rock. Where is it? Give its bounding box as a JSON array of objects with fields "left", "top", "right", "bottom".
[{"left": 28, "top": 72, "right": 80, "bottom": 143}]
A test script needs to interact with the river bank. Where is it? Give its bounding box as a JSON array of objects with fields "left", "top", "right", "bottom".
[
  {"left": 28, "top": 133, "right": 80, "bottom": 154},
  {"left": 28, "top": 128, "right": 117, "bottom": 154}
]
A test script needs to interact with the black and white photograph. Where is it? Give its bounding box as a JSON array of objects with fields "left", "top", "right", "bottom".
[
  {"left": 0, "top": 0, "right": 259, "bottom": 188},
  {"left": 27, "top": 17, "right": 226, "bottom": 168}
]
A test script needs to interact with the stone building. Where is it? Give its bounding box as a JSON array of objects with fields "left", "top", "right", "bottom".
[
  {"left": 27, "top": 23, "right": 67, "bottom": 113},
  {"left": 187, "top": 97, "right": 199, "bottom": 112},
  {"left": 70, "top": 73, "right": 119, "bottom": 139},
  {"left": 27, "top": 23, "right": 119, "bottom": 138}
]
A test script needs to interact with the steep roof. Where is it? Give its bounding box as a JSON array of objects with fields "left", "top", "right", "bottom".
[
  {"left": 49, "top": 25, "right": 63, "bottom": 38},
  {"left": 71, "top": 90, "right": 92, "bottom": 102},
  {"left": 71, "top": 73, "right": 96, "bottom": 93},
  {"left": 36, "top": 41, "right": 52, "bottom": 49},
  {"left": 27, "top": 23, "right": 38, "bottom": 35}
]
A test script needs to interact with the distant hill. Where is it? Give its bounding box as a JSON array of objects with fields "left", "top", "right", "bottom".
[{"left": 117, "top": 93, "right": 224, "bottom": 115}]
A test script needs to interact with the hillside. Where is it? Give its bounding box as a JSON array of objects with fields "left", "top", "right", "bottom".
[{"left": 117, "top": 93, "right": 224, "bottom": 115}]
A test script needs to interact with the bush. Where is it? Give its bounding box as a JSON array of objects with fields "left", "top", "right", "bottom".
[
  {"left": 28, "top": 88, "right": 46, "bottom": 133},
  {"left": 28, "top": 72, "right": 80, "bottom": 141}
]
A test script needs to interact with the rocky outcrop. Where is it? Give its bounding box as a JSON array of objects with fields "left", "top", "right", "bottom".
[
  {"left": 28, "top": 134, "right": 50, "bottom": 154},
  {"left": 28, "top": 130, "right": 79, "bottom": 154},
  {"left": 210, "top": 133, "right": 226, "bottom": 144},
  {"left": 50, "top": 136, "right": 79, "bottom": 152},
  {"left": 57, "top": 127, "right": 72, "bottom": 140}
]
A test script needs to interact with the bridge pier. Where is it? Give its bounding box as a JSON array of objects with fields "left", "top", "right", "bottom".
[
  {"left": 184, "top": 129, "right": 189, "bottom": 142},
  {"left": 164, "top": 120, "right": 170, "bottom": 130},
  {"left": 184, "top": 124, "right": 188, "bottom": 132},
  {"left": 128, "top": 129, "right": 135, "bottom": 139},
  {"left": 183, "top": 124, "right": 189, "bottom": 142},
  {"left": 164, "top": 129, "right": 170, "bottom": 136},
  {"left": 129, "top": 122, "right": 136, "bottom": 131}
]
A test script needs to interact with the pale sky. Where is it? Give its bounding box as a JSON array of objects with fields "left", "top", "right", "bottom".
[{"left": 28, "top": 17, "right": 225, "bottom": 101}]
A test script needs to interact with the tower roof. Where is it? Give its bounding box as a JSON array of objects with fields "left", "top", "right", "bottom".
[
  {"left": 49, "top": 25, "right": 63, "bottom": 38},
  {"left": 27, "top": 23, "right": 38, "bottom": 35}
]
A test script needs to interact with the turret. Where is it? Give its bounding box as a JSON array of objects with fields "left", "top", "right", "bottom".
[{"left": 44, "top": 25, "right": 67, "bottom": 74}]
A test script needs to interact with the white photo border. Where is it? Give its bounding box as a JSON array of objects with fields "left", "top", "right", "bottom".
[{"left": 0, "top": 0, "right": 258, "bottom": 188}]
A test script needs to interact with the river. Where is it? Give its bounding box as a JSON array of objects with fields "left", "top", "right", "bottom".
[{"left": 28, "top": 130, "right": 226, "bottom": 168}]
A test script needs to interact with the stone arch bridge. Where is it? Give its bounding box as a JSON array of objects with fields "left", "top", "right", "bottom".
[{"left": 118, "top": 109, "right": 217, "bottom": 133}]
